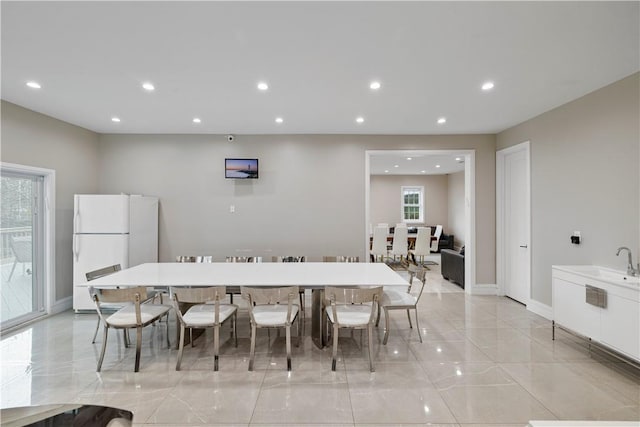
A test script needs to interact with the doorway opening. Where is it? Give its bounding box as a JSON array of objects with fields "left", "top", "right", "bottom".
[{"left": 365, "top": 150, "right": 476, "bottom": 292}]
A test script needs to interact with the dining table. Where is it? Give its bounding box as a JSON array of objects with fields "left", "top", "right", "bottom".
[{"left": 82, "top": 262, "right": 409, "bottom": 349}]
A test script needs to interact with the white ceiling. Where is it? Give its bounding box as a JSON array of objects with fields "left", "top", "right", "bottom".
[
  {"left": 370, "top": 152, "right": 465, "bottom": 176},
  {"left": 1, "top": 2, "right": 638, "bottom": 135}
]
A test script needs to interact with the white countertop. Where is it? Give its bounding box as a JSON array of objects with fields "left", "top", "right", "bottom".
[
  {"left": 83, "top": 262, "right": 409, "bottom": 288},
  {"left": 552, "top": 265, "right": 640, "bottom": 290}
]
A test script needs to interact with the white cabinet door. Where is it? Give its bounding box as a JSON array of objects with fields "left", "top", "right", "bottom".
[
  {"left": 600, "top": 294, "right": 640, "bottom": 360},
  {"left": 553, "top": 277, "right": 600, "bottom": 340}
]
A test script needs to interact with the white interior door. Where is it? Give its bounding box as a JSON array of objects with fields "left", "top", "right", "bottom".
[{"left": 498, "top": 142, "right": 530, "bottom": 304}]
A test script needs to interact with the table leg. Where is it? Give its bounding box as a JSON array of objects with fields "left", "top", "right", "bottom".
[{"left": 311, "top": 289, "right": 327, "bottom": 349}]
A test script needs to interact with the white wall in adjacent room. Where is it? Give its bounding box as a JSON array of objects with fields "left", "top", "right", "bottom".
[{"left": 447, "top": 171, "right": 466, "bottom": 249}]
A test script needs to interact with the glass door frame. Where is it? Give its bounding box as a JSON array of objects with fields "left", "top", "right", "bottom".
[{"left": 1, "top": 162, "right": 55, "bottom": 333}]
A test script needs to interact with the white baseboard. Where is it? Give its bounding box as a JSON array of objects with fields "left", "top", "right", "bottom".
[
  {"left": 50, "top": 296, "right": 72, "bottom": 315},
  {"left": 527, "top": 299, "right": 553, "bottom": 320},
  {"left": 468, "top": 283, "right": 498, "bottom": 295}
]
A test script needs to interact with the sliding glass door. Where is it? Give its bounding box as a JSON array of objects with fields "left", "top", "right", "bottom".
[{"left": 1, "top": 170, "right": 45, "bottom": 330}]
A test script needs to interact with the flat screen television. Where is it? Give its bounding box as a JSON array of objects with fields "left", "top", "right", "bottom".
[{"left": 225, "top": 158, "right": 259, "bottom": 179}]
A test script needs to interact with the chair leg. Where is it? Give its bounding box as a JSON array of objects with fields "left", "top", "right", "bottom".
[
  {"left": 299, "top": 290, "right": 305, "bottom": 312},
  {"left": 375, "top": 304, "right": 381, "bottom": 327},
  {"left": 233, "top": 313, "right": 238, "bottom": 348},
  {"left": 97, "top": 326, "right": 109, "bottom": 372},
  {"left": 414, "top": 308, "right": 423, "bottom": 343},
  {"left": 214, "top": 325, "right": 220, "bottom": 371},
  {"left": 92, "top": 316, "right": 101, "bottom": 343},
  {"left": 383, "top": 307, "right": 390, "bottom": 345},
  {"left": 165, "top": 316, "right": 171, "bottom": 349},
  {"left": 286, "top": 325, "right": 292, "bottom": 371},
  {"left": 176, "top": 324, "right": 185, "bottom": 371},
  {"left": 7, "top": 259, "right": 17, "bottom": 281},
  {"left": 248, "top": 323, "right": 256, "bottom": 371},
  {"left": 368, "top": 324, "right": 375, "bottom": 372},
  {"left": 190, "top": 328, "right": 194, "bottom": 347},
  {"left": 407, "top": 309, "right": 413, "bottom": 328},
  {"left": 134, "top": 326, "right": 142, "bottom": 372},
  {"left": 297, "top": 314, "right": 302, "bottom": 347},
  {"left": 331, "top": 324, "right": 339, "bottom": 371}
]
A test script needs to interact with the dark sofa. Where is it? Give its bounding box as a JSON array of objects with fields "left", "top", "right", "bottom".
[{"left": 441, "top": 248, "right": 465, "bottom": 289}]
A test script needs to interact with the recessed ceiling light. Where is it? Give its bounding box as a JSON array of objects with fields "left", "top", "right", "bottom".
[
  {"left": 481, "top": 81, "right": 495, "bottom": 91},
  {"left": 435, "top": 164, "right": 441, "bottom": 168},
  {"left": 257, "top": 82, "right": 269, "bottom": 91},
  {"left": 384, "top": 170, "right": 389, "bottom": 173},
  {"left": 192, "top": 118, "right": 201, "bottom": 123},
  {"left": 370, "top": 81, "right": 381, "bottom": 90},
  {"left": 26, "top": 81, "right": 41, "bottom": 89},
  {"left": 275, "top": 117, "right": 284, "bottom": 124},
  {"left": 142, "top": 82, "right": 155, "bottom": 91},
  {"left": 437, "top": 117, "right": 447, "bottom": 124},
  {"left": 356, "top": 116, "right": 365, "bottom": 124},
  {"left": 111, "top": 117, "right": 121, "bottom": 123},
  {"left": 406, "top": 157, "right": 412, "bottom": 161},
  {"left": 455, "top": 157, "right": 462, "bottom": 161},
  {"left": 394, "top": 164, "right": 399, "bottom": 168},
  {"left": 421, "top": 170, "right": 426, "bottom": 173}
]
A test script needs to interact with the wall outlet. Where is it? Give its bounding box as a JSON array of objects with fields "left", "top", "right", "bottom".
[{"left": 571, "top": 230, "right": 581, "bottom": 244}]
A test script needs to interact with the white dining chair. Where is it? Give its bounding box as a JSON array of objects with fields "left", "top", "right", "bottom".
[
  {"left": 370, "top": 226, "right": 389, "bottom": 262},
  {"left": 409, "top": 226, "right": 432, "bottom": 266},
  {"left": 241, "top": 286, "right": 301, "bottom": 371},
  {"left": 171, "top": 286, "right": 238, "bottom": 371},
  {"left": 325, "top": 286, "right": 382, "bottom": 372},
  {"left": 376, "top": 265, "right": 427, "bottom": 344},
  {"left": 89, "top": 286, "right": 172, "bottom": 372},
  {"left": 388, "top": 225, "right": 409, "bottom": 263},
  {"left": 430, "top": 224, "right": 443, "bottom": 252}
]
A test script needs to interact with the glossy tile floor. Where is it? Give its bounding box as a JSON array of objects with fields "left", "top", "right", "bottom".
[{"left": 1, "top": 261, "right": 639, "bottom": 426}]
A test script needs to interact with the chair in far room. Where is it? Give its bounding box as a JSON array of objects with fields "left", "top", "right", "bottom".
[
  {"left": 430, "top": 224, "right": 443, "bottom": 253},
  {"left": 370, "top": 226, "right": 389, "bottom": 263},
  {"left": 409, "top": 226, "right": 431, "bottom": 266},
  {"left": 388, "top": 224, "right": 409, "bottom": 265}
]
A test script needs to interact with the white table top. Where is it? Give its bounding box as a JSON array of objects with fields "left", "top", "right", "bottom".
[{"left": 83, "top": 262, "right": 409, "bottom": 288}]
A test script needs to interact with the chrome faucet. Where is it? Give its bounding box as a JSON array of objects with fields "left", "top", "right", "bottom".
[{"left": 616, "top": 247, "right": 639, "bottom": 277}]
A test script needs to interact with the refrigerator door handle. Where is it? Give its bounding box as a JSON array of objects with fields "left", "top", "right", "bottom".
[{"left": 73, "top": 234, "right": 79, "bottom": 261}]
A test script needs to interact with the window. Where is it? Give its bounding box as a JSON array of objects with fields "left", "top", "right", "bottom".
[{"left": 401, "top": 186, "right": 424, "bottom": 223}]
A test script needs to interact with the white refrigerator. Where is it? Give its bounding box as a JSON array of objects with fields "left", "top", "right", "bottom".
[{"left": 73, "top": 194, "right": 158, "bottom": 311}]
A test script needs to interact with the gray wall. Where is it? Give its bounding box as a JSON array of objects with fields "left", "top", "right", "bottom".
[
  {"left": 447, "top": 171, "right": 466, "bottom": 248},
  {"left": 1, "top": 101, "right": 100, "bottom": 300},
  {"left": 370, "top": 174, "right": 449, "bottom": 228},
  {"left": 97, "top": 134, "right": 497, "bottom": 284},
  {"left": 496, "top": 73, "right": 640, "bottom": 306}
]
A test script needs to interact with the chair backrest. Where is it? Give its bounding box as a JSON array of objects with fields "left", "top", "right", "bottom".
[
  {"left": 226, "top": 256, "right": 263, "bottom": 263},
  {"left": 273, "top": 256, "right": 306, "bottom": 262},
  {"left": 86, "top": 264, "right": 122, "bottom": 281},
  {"left": 407, "top": 265, "right": 427, "bottom": 302},
  {"left": 430, "top": 225, "right": 443, "bottom": 250},
  {"left": 395, "top": 223, "right": 407, "bottom": 228},
  {"left": 241, "top": 286, "right": 300, "bottom": 305},
  {"left": 10, "top": 236, "right": 32, "bottom": 262},
  {"left": 323, "top": 256, "right": 360, "bottom": 262},
  {"left": 176, "top": 255, "right": 213, "bottom": 263},
  {"left": 91, "top": 285, "right": 148, "bottom": 304},
  {"left": 433, "top": 225, "right": 443, "bottom": 239},
  {"left": 391, "top": 225, "right": 409, "bottom": 252},
  {"left": 376, "top": 223, "right": 389, "bottom": 233},
  {"left": 371, "top": 226, "right": 388, "bottom": 255},
  {"left": 170, "top": 286, "right": 227, "bottom": 304},
  {"left": 324, "top": 286, "right": 382, "bottom": 326},
  {"left": 413, "top": 227, "right": 432, "bottom": 255},
  {"left": 324, "top": 286, "right": 382, "bottom": 305}
]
